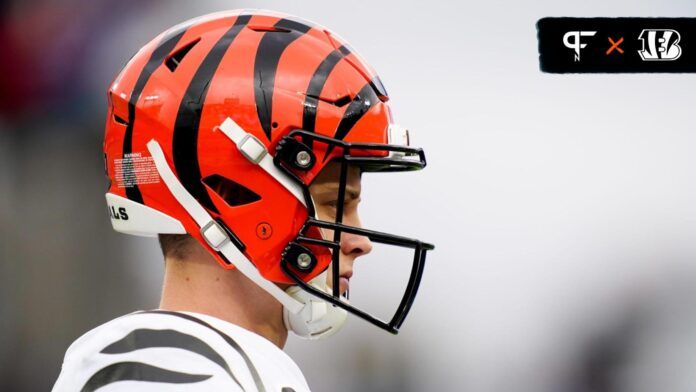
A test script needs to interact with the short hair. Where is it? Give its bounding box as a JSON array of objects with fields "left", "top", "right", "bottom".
[{"left": 158, "top": 234, "right": 196, "bottom": 260}]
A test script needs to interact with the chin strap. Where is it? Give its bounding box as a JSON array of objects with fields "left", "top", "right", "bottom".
[
  {"left": 146, "top": 127, "right": 346, "bottom": 339},
  {"left": 147, "top": 139, "right": 303, "bottom": 314},
  {"left": 283, "top": 273, "right": 348, "bottom": 339}
]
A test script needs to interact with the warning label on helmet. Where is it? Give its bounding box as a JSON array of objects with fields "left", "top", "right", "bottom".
[{"left": 114, "top": 153, "right": 160, "bottom": 188}]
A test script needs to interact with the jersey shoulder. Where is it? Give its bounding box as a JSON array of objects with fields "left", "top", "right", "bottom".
[{"left": 52, "top": 310, "right": 310, "bottom": 392}]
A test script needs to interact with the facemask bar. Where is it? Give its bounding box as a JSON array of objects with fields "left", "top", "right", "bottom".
[
  {"left": 273, "top": 129, "right": 428, "bottom": 218},
  {"left": 283, "top": 217, "right": 434, "bottom": 333},
  {"left": 275, "top": 130, "right": 435, "bottom": 334}
]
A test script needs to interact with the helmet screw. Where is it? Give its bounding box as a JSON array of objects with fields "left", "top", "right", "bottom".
[
  {"left": 295, "top": 150, "right": 312, "bottom": 168},
  {"left": 297, "top": 253, "right": 312, "bottom": 270}
]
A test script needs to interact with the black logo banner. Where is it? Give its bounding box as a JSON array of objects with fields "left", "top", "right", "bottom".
[{"left": 537, "top": 18, "right": 696, "bottom": 73}]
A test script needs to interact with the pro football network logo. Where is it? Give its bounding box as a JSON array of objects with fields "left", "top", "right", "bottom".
[
  {"left": 637, "top": 29, "right": 682, "bottom": 61},
  {"left": 538, "top": 18, "right": 696, "bottom": 73},
  {"left": 563, "top": 31, "right": 597, "bottom": 61}
]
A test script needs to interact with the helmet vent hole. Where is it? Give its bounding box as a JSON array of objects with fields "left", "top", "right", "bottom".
[
  {"left": 202, "top": 174, "right": 261, "bottom": 207},
  {"left": 165, "top": 38, "right": 200, "bottom": 72},
  {"left": 113, "top": 115, "right": 128, "bottom": 126},
  {"left": 305, "top": 93, "right": 352, "bottom": 107},
  {"left": 247, "top": 25, "right": 291, "bottom": 33},
  {"left": 333, "top": 95, "right": 352, "bottom": 107}
]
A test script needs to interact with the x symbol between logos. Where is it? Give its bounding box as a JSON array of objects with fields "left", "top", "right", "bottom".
[{"left": 606, "top": 36, "right": 624, "bottom": 55}]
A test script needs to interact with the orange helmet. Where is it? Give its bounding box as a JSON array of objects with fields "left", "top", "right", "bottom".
[{"left": 104, "top": 9, "right": 433, "bottom": 336}]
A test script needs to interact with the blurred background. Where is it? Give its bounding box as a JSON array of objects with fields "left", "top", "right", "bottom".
[{"left": 2, "top": 0, "right": 696, "bottom": 391}]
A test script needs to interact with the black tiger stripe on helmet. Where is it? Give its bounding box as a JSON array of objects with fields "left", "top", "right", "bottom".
[
  {"left": 121, "top": 25, "right": 190, "bottom": 204},
  {"left": 301, "top": 45, "right": 352, "bottom": 149},
  {"left": 253, "top": 18, "right": 314, "bottom": 141},
  {"left": 172, "top": 14, "right": 252, "bottom": 214},
  {"left": 323, "top": 81, "right": 380, "bottom": 161}
]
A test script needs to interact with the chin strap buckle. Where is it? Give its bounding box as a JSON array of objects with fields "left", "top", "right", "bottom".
[
  {"left": 200, "top": 220, "right": 229, "bottom": 251},
  {"left": 200, "top": 219, "right": 246, "bottom": 252},
  {"left": 237, "top": 133, "right": 268, "bottom": 164}
]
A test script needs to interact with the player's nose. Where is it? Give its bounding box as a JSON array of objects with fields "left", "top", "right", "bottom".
[{"left": 341, "top": 231, "right": 373, "bottom": 257}]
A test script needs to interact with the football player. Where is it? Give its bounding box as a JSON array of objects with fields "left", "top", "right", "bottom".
[{"left": 53, "top": 9, "right": 433, "bottom": 391}]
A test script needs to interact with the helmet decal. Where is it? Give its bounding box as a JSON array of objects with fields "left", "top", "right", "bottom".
[
  {"left": 122, "top": 26, "right": 190, "bottom": 204},
  {"left": 253, "top": 18, "right": 314, "bottom": 140},
  {"left": 172, "top": 14, "right": 252, "bottom": 214}
]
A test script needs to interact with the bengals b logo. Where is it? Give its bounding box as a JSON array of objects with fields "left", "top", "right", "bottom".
[{"left": 638, "top": 29, "right": 682, "bottom": 61}]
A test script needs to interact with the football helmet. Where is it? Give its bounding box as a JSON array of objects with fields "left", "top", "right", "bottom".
[{"left": 103, "top": 9, "right": 434, "bottom": 337}]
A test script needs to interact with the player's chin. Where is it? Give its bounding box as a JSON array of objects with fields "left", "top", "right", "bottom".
[
  {"left": 339, "top": 277, "right": 350, "bottom": 295},
  {"left": 326, "top": 277, "right": 350, "bottom": 296}
]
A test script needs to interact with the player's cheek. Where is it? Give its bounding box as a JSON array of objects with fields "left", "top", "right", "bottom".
[
  {"left": 341, "top": 205, "right": 362, "bottom": 228},
  {"left": 314, "top": 202, "right": 337, "bottom": 221},
  {"left": 319, "top": 226, "right": 335, "bottom": 241},
  {"left": 325, "top": 264, "right": 333, "bottom": 287}
]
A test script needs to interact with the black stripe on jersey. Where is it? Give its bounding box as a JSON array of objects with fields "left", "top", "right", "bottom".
[
  {"left": 301, "top": 46, "right": 350, "bottom": 148},
  {"left": 172, "top": 14, "right": 251, "bottom": 214},
  {"left": 142, "top": 310, "right": 266, "bottom": 392},
  {"left": 81, "top": 362, "right": 210, "bottom": 392},
  {"left": 253, "top": 18, "right": 312, "bottom": 140},
  {"left": 324, "top": 82, "right": 379, "bottom": 160},
  {"left": 122, "top": 26, "right": 189, "bottom": 203},
  {"left": 100, "top": 328, "right": 243, "bottom": 388}
]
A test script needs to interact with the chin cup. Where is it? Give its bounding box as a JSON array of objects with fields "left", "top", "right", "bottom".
[{"left": 283, "top": 276, "right": 348, "bottom": 340}]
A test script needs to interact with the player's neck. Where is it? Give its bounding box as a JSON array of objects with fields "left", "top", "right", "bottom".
[{"left": 158, "top": 249, "right": 288, "bottom": 348}]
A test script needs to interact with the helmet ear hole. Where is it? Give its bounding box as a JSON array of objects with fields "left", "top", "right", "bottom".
[{"left": 202, "top": 174, "right": 261, "bottom": 207}]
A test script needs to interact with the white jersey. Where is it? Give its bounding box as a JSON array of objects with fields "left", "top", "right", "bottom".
[{"left": 52, "top": 310, "right": 310, "bottom": 392}]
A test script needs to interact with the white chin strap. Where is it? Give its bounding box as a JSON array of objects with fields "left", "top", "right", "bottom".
[
  {"left": 283, "top": 273, "right": 348, "bottom": 339},
  {"left": 145, "top": 117, "right": 346, "bottom": 339}
]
